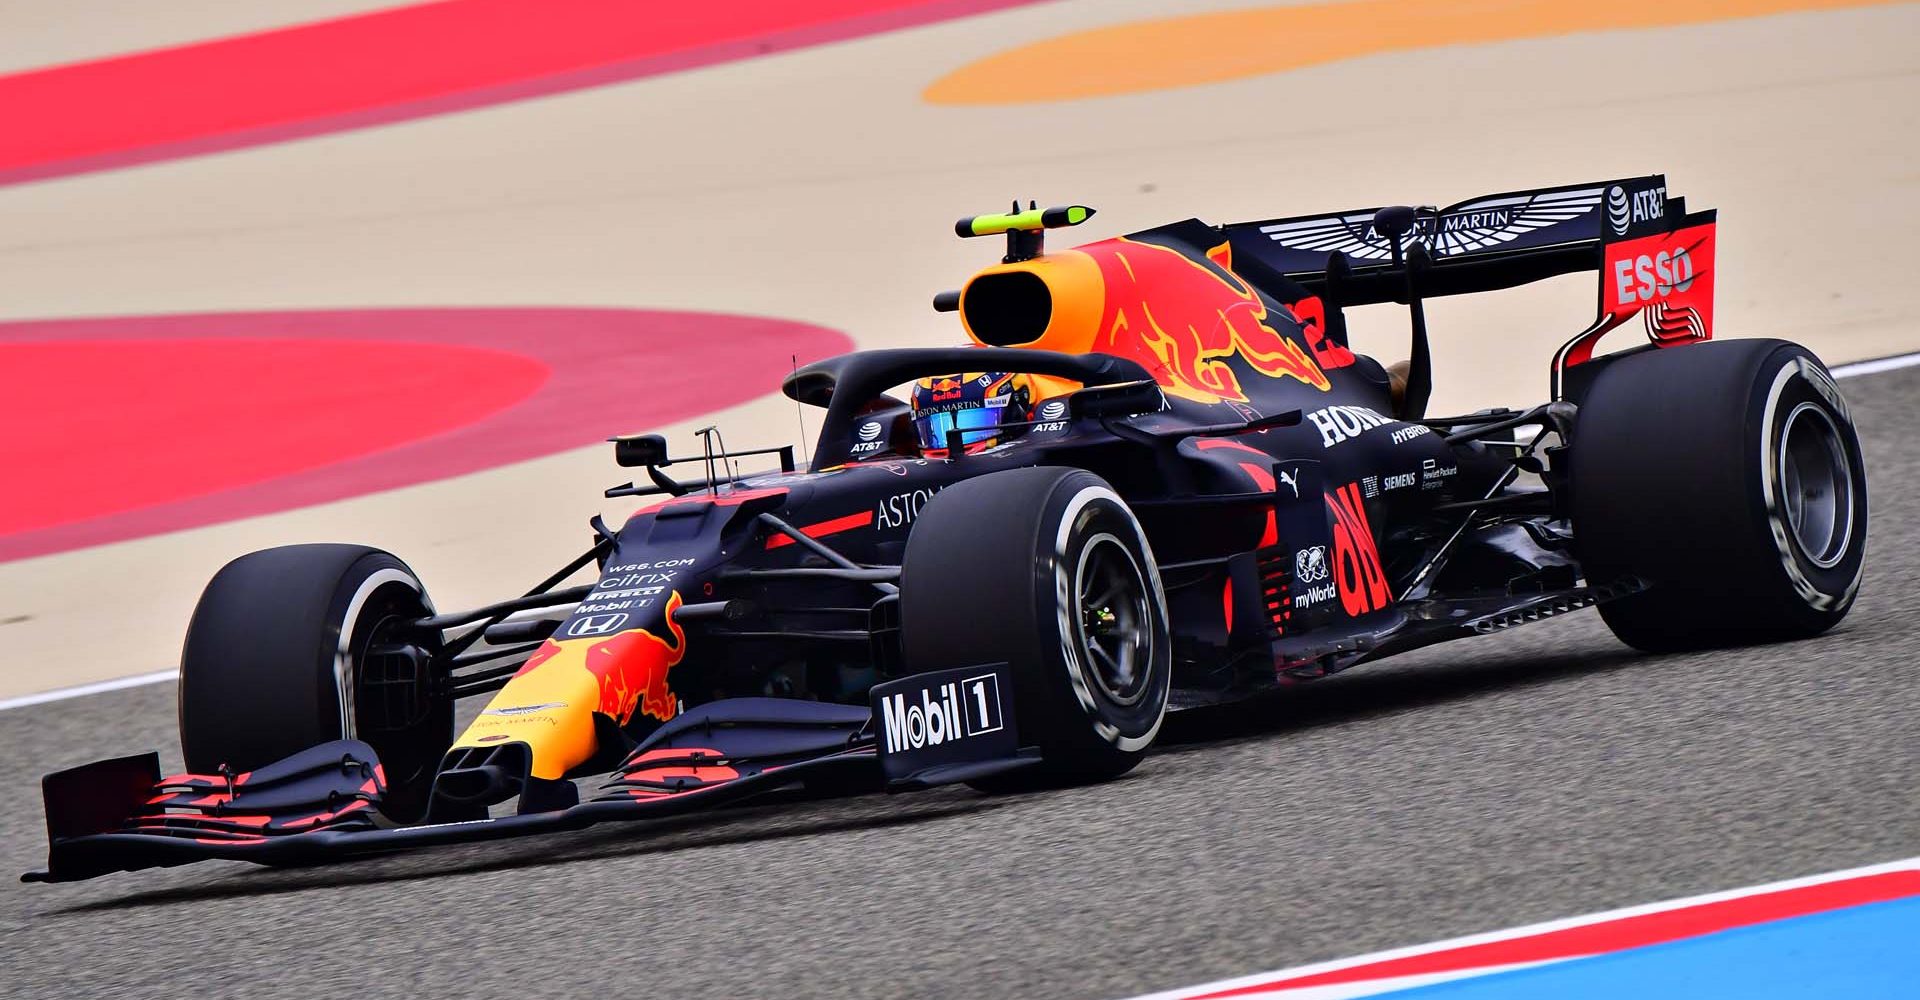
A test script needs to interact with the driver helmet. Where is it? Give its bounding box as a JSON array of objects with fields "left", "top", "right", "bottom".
[{"left": 910, "top": 372, "right": 1032, "bottom": 451}]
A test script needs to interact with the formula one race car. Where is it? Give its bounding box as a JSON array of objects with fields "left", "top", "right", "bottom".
[{"left": 28, "top": 176, "right": 1869, "bottom": 883}]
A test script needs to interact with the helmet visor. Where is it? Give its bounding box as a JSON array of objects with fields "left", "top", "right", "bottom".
[{"left": 916, "top": 404, "right": 1005, "bottom": 449}]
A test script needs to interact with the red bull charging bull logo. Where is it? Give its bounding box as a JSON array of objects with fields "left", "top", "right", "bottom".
[
  {"left": 1084, "top": 237, "right": 1330, "bottom": 404},
  {"left": 585, "top": 590, "right": 686, "bottom": 724},
  {"left": 511, "top": 590, "right": 687, "bottom": 726}
]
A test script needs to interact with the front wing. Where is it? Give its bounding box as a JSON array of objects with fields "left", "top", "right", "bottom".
[{"left": 26, "top": 668, "right": 1033, "bottom": 884}]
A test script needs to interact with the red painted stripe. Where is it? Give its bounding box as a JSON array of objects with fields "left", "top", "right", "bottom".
[
  {"left": 1192, "top": 438, "right": 1270, "bottom": 458},
  {"left": 1191, "top": 869, "right": 1920, "bottom": 997},
  {"left": 0, "top": 0, "right": 1044, "bottom": 186},
  {"left": 0, "top": 309, "right": 851, "bottom": 562},
  {"left": 2, "top": 339, "right": 546, "bottom": 541},
  {"left": 764, "top": 510, "right": 874, "bottom": 548}
]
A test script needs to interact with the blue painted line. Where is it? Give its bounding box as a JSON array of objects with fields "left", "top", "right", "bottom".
[{"left": 1380, "top": 895, "right": 1920, "bottom": 998}]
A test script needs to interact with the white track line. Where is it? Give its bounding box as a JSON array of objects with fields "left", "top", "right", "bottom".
[
  {"left": 4, "top": 348, "right": 1917, "bottom": 713},
  {"left": 0, "top": 668, "right": 176, "bottom": 712},
  {"left": 1123, "top": 855, "right": 1920, "bottom": 1000},
  {"left": 1829, "top": 351, "right": 1920, "bottom": 378}
]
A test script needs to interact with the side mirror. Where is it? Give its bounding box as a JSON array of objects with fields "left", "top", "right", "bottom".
[
  {"left": 1068, "top": 380, "right": 1165, "bottom": 419},
  {"left": 611, "top": 433, "right": 670, "bottom": 468},
  {"left": 888, "top": 409, "right": 919, "bottom": 453}
]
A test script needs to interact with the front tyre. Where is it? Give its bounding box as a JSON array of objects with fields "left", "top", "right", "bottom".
[
  {"left": 1570, "top": 340, "right": 1868, "bottom": 651},
  {"left": 179, "top": 544, "right": 450, "bottom": 821},
  {"left": 900, "top": 467, "right": 1171, "bottom": 787}
]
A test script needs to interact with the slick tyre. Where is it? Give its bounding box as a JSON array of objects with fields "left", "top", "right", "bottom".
[
  {"left": 179, "top": 544, "right": 450, "bottom": 822},
  {"left": 900, "top": 467, "right": 1171, "bottom": 788},
  {"left": 1570, "top": 340, "right": 1867, "bottom": 652}
]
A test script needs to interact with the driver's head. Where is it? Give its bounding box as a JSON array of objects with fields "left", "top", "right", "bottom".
[{"left": 910, "top": 372, "right": 1032, "bottom": 451}]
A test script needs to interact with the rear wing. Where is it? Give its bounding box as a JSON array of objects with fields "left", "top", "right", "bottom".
[{"left": 1222, "top": 176, "right": 1717, "bottom": 395}]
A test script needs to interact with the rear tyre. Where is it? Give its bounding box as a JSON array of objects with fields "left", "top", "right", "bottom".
[
  {"left": 179, "top": 544, "right": 450, "bottom": 821},
  {"left": 900, "top": 467, "right": 1171, "bottom": 788},
  {"left": 1570, "top": 340, "right": 1868, "bottom": 652}
]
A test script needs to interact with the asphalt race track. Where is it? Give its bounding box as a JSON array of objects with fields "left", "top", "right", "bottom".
[
  {"left": 4, "top": 365, "right": 1913, "bottom": 998},
  {"left": 2, "top": 1, "right": 1915, "bottom": 995}
]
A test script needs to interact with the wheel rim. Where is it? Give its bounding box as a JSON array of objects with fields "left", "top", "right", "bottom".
[
  {"left": 1072, "top": 534, "right": 1154, "bottom": 707},
  {"left": 1778, "top": 401, "right": 1854, "bottom": 570}
]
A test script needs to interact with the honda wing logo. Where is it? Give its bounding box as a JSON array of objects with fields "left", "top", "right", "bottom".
[{"left": 567, "top": 613, "right": 628, "bottom": 637}]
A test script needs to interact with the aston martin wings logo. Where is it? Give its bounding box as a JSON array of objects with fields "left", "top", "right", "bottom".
[
  {"left": 1258, "top": 210, "right": 1385, "bottom": 260},
  {"left": 1258, "top": 187, "right": 1606, "bottom": 261}
]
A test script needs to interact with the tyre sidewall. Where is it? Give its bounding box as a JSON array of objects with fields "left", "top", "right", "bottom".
[
  {"left": 1030, "top": 478, "right": 1172, "bottom": 760},
  {"left": 1752, "top": 352, "right": 1867, "bottom": 621},
  {"left": 326, "top": 554, "right": 437, "bottom": 746},
  {"left": 179, "top": 546, "right": 441, "bottom": 783},
  {"left": 332, "top": 556, "right": 448, "bottom": 818},
  {"left": 899, "top": 467, "right": 1171, "bottom": 784}
]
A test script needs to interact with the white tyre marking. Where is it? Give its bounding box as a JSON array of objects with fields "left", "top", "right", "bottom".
[
  {"left": 334, "top": 567, "right": 426, "bottom": 739},
  {"left": 1053, "top": 484, "right": 1168, "bottom": 753},
  {"left": 1757, "top": 361, "right": 1862, "bottom": 612}
]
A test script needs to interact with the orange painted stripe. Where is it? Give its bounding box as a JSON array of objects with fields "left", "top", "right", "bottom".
[
  {"left": 925, "top": 0, "right": 1900, "bottom": 104},
  {"left": 764, "top": 510, "right": 875, "bottom": 549}
]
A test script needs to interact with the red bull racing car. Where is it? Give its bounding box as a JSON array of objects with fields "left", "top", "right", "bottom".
[{"left": 27, "top": 176, "right": 1869, "bottom": 883}]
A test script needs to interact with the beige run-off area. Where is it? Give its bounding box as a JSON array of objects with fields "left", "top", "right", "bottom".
[{"left": 0, "top": 0, "right": 1914, "bottom": 698}]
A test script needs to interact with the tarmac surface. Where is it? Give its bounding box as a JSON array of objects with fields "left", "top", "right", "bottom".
[
  {"left": 3, "top": 363, "right": 1912, "bottom": 1000},
  {"left": 2, "top": 2, "right": 1916, "bottom": 995}
]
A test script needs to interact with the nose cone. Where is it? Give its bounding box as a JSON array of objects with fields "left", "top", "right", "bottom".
[{"left": 451, "top": 592, "right": 687, "bottom": 780}]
